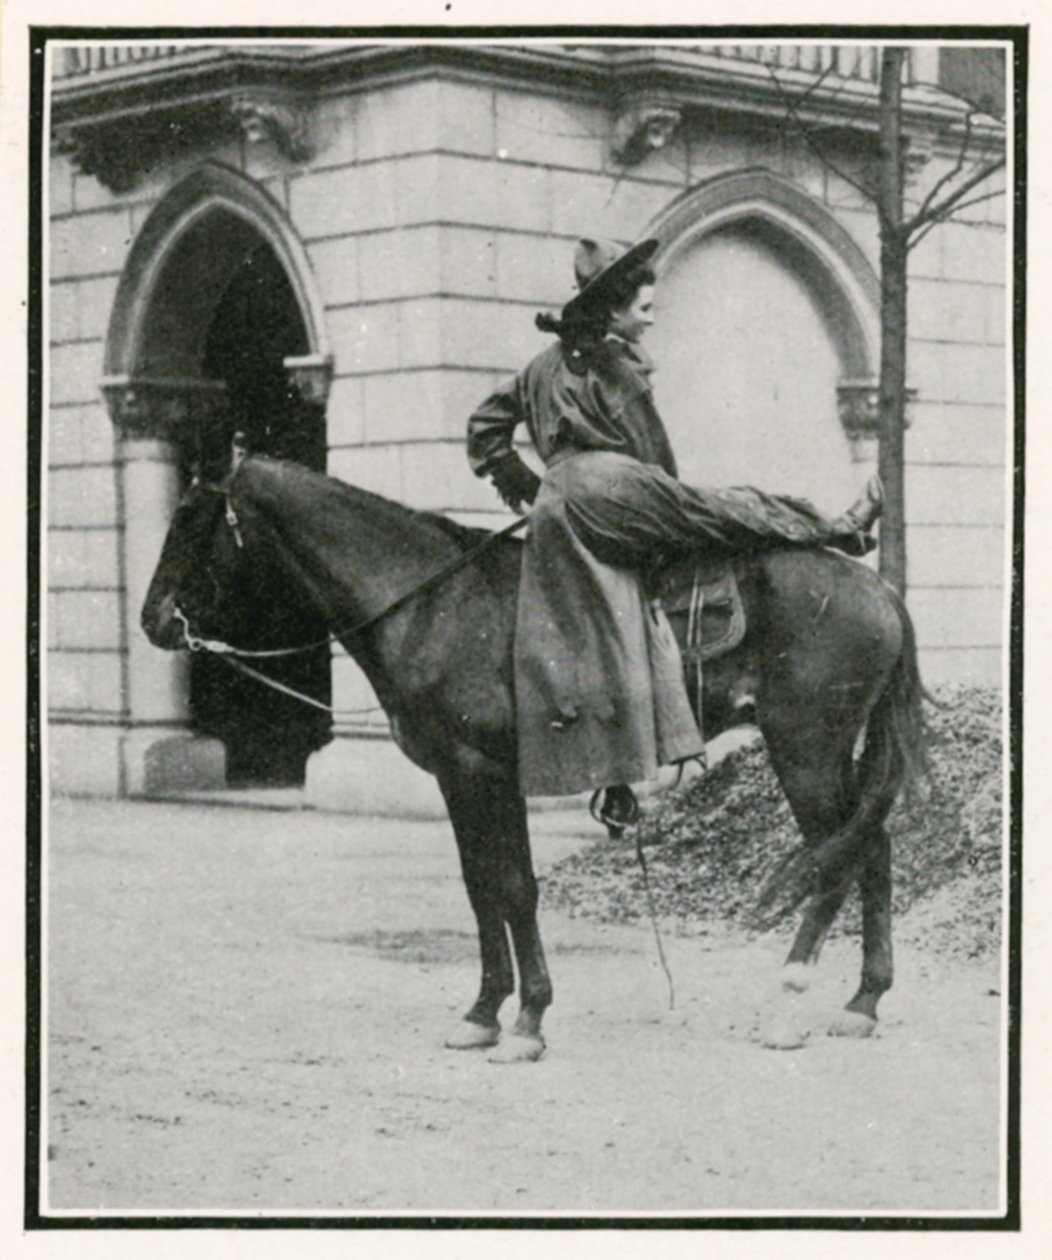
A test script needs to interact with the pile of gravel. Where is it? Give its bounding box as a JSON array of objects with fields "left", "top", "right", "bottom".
[{"left": 540, "top": 685, "right": 1005, "bottom": 961}]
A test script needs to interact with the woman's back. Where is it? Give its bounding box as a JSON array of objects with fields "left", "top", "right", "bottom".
[{"left": 517, "top": 338, "right": 678, "bottom": 474}]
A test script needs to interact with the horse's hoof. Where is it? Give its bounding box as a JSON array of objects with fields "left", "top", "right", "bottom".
[
  {"left": 760, "top": 1011, "right": 811, "bottom": 1051},
  {"left": 828, "top": 1010, "right": 878, "bottom": 1039},
  {"left": 444, "top": 1020, "right": 501, "bottom": 1050},
  {"left": 487, "top": 1034, "right": 546, "bottom": 1064},
  {"left": 781, "top": 963, "right": 813, "bottom": 995}
]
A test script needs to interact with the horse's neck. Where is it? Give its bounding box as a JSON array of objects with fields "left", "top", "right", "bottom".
[{"left": 246, "top": 463, "right": 459, "bottom": 635}]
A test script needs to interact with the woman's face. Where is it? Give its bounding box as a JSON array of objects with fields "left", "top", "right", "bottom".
[{"left": 608, "top": 284, "right": 655, "bottom": 344}]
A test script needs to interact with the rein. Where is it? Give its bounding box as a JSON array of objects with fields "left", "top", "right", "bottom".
[
  {"left": 173, "top": 606, "right": 380, "bottom": 717},
  {"left": 175, "top": 501, "right": 530, "bottom": 713}
]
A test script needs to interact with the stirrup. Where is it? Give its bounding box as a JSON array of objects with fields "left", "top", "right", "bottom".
[
  {"left": 589, "top": 785, "right": 640, "bottom": 840},
  {"left": 833, "top": 530, "right": 878, "bottom": 558}
]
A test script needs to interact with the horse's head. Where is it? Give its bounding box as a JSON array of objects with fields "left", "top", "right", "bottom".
[{"left": 141, "top": 479, "right": 254, "bottom": 651}]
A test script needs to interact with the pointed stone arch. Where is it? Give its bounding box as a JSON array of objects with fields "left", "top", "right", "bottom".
[
  {"left": 644, "top": 168, "right": 883, "bottom": 478},
  {"left": 105, "top": 160, "right": 328, "bottom": 391},
  {"left": 648, "top": 168, "right": 879, "bottom": 372},
  {"left": 102, "top": 162, "right": 332, "bottom": 796}
]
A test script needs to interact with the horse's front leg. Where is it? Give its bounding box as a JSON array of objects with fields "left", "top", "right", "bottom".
[
  {"left": 438, "top": 769, "right": 514, "bottom": 1049},
  {"left": 437, "top": 756, "right": 552, "bottom": 1061},
  {"left": 483, "top": 785, "right": 552, "bottom": 1064}
]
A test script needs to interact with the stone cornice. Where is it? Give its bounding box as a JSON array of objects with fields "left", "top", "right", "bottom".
[
  {"left": 49, "top": 44, "right": 611, "bottom": 121},
  {"left": 53, "top": 83, "right": 317, "bottom": 191},
  {"left": 51, "top": 43, "right": 1004, "bottom": 191},
  {"left": 603, "top": 46, "right": 1003, "bottom": 141}
]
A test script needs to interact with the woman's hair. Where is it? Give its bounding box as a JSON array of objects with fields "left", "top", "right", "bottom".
[
  {"left": 604, "top": 263, "right": 656, "bottom": 315},
  {"left": 534, "top": 310, "right": 605, "bottom": 344},
  {"left": 535, "top": 263, "right": 656, "bottom": 347}
]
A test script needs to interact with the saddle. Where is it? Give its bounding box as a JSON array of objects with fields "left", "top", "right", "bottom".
[{"left": 651, "top": 553, "right": 746, "bottom": 663}]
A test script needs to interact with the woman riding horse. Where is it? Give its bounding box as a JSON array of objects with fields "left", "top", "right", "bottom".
[{"left": 467, "top": 237, "right": 884, "bottom": 832}]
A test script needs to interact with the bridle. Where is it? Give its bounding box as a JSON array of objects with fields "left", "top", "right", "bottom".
[{"left": 172, "top": 464, "right": 529, "bottom": 714}]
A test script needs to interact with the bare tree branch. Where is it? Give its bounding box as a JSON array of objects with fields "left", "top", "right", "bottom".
[
  {"left": 766, "top": 65, "right": 877, "bottom": 204},
  {"left": 906, "top": 156, "right": 1006, "bottom": 238},
  {"left": 906, "top": 217, "right": 941, "bottom": 253},
  {"left": 908, "top": 187, "right": 1007, "bottom": 250},
  {"left": 909, "top": 109, "right": 977, "bottom": 226},
  {"left": 934, "top": 187, "right": 1006, "bottom": 218},
  {"left": 782, "top": 60, "right": 836, "bottom": 107},
  {"left": 788, "top": 61, "right": 856, "bottom": 112}
]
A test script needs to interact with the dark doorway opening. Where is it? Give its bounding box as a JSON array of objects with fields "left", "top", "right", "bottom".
[{"left": 188, "top": 235, "right": 331, "bottom": 787}]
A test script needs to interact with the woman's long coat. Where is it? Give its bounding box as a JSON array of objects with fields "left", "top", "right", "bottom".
[{"left": 467, "top": 338, "right": 705, "bottom": 797}]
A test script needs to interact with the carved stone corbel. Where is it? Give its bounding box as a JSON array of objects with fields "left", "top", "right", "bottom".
[
  {"left": 904, "top": 133, "right": 936, "bottom": 182},
  {"left": 837, "top": 378, "right": 916, "bottom": 462},
  {"left": 102, "top": 374, "right": 228, "bottom": 441},
  {"left": 52, "top": 99, "right": 230, "bottom": 192},
  {"left": 52, "top": 122, "right": 147, "bottom": 194},
  {"left": 612, "top": 103, "right": 682, "bottom": 166},
  {"left": 53, "top": 88, "right": 316, "bottom": 191},
  {"left": 230, "top": 95, "right": 314, "bottom": 163},
  {"left": 283, "top": 354, "right": 334, "bottom": 406}
]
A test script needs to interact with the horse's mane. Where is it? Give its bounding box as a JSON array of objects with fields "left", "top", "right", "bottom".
[
  {"left": 239, "top": 454, "right": 520, "bottom": 554},
  {"left": 420, "top": 511, "right": 514, "bottom": 551}
]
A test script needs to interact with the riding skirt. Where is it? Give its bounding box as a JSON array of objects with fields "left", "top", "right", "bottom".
[
  {"left": 514, "top": 449, "right": 847, "bottom": 798},
  {"left": 514, "top": 451, "right": 703, "bottom": 797}
]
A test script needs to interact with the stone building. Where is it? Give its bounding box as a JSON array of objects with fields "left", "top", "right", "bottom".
[{"left": 46, "top": 40, "right": 1009, "bottom": 810}]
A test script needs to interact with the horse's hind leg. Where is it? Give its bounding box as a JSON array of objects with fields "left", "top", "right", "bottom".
[
  {"left": 763, "top": 725, "right": 895, "bottom": 1044},
  {"left": 759, "top": 735, "right": 863, "bottom": 1049},
  {"left": 781, "top": 750, "right": 861, "bottom": 985},
  {"left": 830, "top": 824, "right": 892, "bottom": 1037}
]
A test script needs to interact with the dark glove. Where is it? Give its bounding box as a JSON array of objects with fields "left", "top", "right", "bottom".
[{"left": 490, "top": 452, "right": 541, "bottom": 512}]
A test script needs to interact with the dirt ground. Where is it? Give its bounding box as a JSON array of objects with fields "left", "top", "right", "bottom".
[{"left": 43, "top": 797, "right": 1005, "bottom": 1217}]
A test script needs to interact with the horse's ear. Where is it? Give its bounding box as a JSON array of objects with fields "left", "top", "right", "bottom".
[{"left": 231, "top": 431, "right": 249, "bottom": 473}]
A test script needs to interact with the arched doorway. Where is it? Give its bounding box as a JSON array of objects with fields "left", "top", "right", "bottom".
[
  {"left": 647, "top": 171, "right": 880, "bottom": 515},
  {"left": 191, "top": 223, "right": 330, "bottom": 785},
  {"left": 104, "top": 165, "right": 332, "bottom": 790}
]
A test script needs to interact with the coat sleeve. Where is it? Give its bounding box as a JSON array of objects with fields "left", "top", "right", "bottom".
[{"left": 467, "top": 374, "right": 523, "bottom": 477}]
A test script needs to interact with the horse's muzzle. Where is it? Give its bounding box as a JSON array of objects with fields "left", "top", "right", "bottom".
[{"left": 141, "top": 592, "right": 187, "bottom": 650}]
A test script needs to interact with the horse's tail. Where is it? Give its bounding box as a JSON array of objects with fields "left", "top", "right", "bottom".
[{"left": 757, "top": 585, "right": 930, "bottom": 920}]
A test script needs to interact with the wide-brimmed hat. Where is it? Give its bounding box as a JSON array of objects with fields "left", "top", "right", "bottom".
[{"left": 561, "top": 237, "right": 659, "bottom": 322}]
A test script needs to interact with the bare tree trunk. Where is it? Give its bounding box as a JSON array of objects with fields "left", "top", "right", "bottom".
[
  {"left": 877, "top": 48, "right": 909, "bottom": 595},
  {"left": 766, "top": 48, "right": 1004, "bottom": 593}
]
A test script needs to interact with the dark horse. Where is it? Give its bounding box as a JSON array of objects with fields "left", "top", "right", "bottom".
[{"left": 142, "top": 455, "right": 927, "bottom": 1061}]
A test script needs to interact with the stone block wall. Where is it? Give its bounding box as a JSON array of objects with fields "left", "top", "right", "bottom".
[
  {"left": 48, "top": 152, "right": 132, "bottom": 775},
  {"left": 763, "top": 149, "right": 1007, "bottom": 686},
  {"left": 286, "top": 77, "right": 697, "bottom": 531},
  {"left": 903, "top": 201, "right": 1007, "bottom": 686},
  {"left": 294, "top": 78, "right": 1007, "bottom": 692},
  {"left": 47, "top": 57, "right": 1009, "bottom": 799},
  {"left": 817, "top": 147, "right": 1007, "bottom": 686}
]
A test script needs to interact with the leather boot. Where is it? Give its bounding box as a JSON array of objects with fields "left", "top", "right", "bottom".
[
  {"left": 839, "top": 474, "right": 885, "bottom": 534},
  {"left": 589, "top": 784, "right": 640, "bottom": 840},
  {"left": 829, "top": 474, "right": 884, "bottom": 556}
]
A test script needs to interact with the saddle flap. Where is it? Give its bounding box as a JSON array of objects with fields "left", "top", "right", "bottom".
[{"left": 654, "top": 554, "right": 746, "bottom": 662}]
